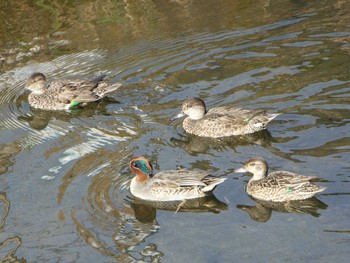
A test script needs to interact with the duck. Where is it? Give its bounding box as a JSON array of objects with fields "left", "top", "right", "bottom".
[
  {"left": 171, "top": 97, "right": 280, "bottom": 138},
  {"left": 129, "top": 156, "right": 226, "bottom": 201},
  {"left": 234, "top": 157, "right": 326, "bottom": 202},
  {"left": 24, "top": 72, "right": 122, "bottom": 110}
]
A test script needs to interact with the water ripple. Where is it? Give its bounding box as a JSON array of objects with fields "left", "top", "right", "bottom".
[{"left": 1, "top": 7, "right": 349, "bottom": 261}]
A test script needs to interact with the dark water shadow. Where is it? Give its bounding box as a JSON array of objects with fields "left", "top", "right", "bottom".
[
  {"left": 0, "top": 194, "right": 26, "bottom": 262},
  {"left": 171, "top": 129, "right": 275, "bottom": 154},
  {"left": 0, "top": 142, "right": 21, "bottom": 176},
  {"left": 17, "top": 97, "right": 120, "bottom": 130},
  {"left": 70, "top": 192, "right": 227, "bottom": 261},
  {"left": 237, "top": 196, "right": 328, "bottom": 222},
  {"left": 130, "top": 194, "right": 228, "bottom": 223}
]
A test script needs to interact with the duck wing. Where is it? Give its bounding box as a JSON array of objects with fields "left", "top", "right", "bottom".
[
  {"left": 202, "top": 107, "right": 270, "bottom": 128},
  {"left": 208, "top": 106, "right": 267, "bottom": 120},
  {"left": 197, "top": 113, "right": 247, "bottom": 133},
  {"left": 261, "top": 171, "right": 317, "bottom": 189},
  {"left": 249, "top": 171, "right": 325, "bottom": 202},
  {"left": 150, "top": 170, "right": 210, "bottom": 188},
  {"left": 48, "top": 76, "right": 106, "bottom": 103}
]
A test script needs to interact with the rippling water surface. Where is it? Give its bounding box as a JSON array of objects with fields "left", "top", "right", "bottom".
[{"left": 0, "top": 0, "right": 349, "bottom": 262}]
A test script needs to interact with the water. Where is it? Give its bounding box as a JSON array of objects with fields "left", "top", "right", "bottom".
[{"left": 0, "top": 0, "right": 349, "bottom": 262}]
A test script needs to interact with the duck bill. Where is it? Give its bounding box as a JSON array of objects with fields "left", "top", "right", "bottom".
[
  {"left": 170, "top": 111, "right": 186, "bottom": 121},
  {"left": 234, "top": 167, "right": 247, "bottom": 173},
  {"left": 20, "top": 88, "right": 31, "bottom": 95}
]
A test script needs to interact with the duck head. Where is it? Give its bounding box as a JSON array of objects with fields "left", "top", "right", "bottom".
[
  {"left": 25, "top": 72, "right": 47, "bottom": 94},
  {"left": 171, "top": 97, "right": 206, "bottom": 121},
  {"left": 234, "top": 157, "right": 268, "bottom": 181},
  {"left": 129, "top": 156, "right": 154, "bottom": 182}
]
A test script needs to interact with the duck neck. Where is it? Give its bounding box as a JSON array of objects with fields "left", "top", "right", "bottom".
[
  {"left": 31, "top": 84, "right": 46, "bottom": 94},
  {"left": 135, "top": 171, "right": 149, "bottom": 183},
  {"left": 32, "top": 89, "right": 45, "bottom": 95},
  {"left": 189, "top": 108, "right": 206, "bottom": 120},
  {"left": 250, "top": 169, "right": 267, "bottom": 181}
]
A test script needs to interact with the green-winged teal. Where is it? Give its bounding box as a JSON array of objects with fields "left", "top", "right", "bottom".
[
  {"left": 235, "top": 157, "right": 326, "bottom": 202},
  {"left": 171, "top": 97, "right": 280, "bottom": 138},
  {"left": 129, "top": 156, "right": 226, "bottom": 201},
  {"left": 24, "top": 72, "right": 122, "bottom": 110}
]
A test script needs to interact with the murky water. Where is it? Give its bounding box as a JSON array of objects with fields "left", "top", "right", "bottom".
[{"left": 1, "top": 0, "right": 350, "bottom": 262}]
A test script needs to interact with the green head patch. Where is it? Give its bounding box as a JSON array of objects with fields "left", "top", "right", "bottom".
[{"left": 135, "top": 160, "right": 152, "bottom": 176}]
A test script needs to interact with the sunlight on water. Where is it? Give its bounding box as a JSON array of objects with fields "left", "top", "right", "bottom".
[{"left": 59, "top": 129, "right": 127, "bottom": 165}]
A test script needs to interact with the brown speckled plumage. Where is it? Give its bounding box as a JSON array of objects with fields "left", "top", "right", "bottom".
[
  {"left": 173, "top": 98, "right": 279, "bottom": 138},
  {"left": 235, "top": 157, "right": 326, "bottom": 202},
  {"left": 25, "top": 72, "right": 121, "bottom": 110}
]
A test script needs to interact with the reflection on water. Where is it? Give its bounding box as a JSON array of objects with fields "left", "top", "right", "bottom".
[
  {"left": 131, "top": 195, "right": 228, "bottom": 214},
  {"left": 1, "top": 0, "right": 350, "bottom": 262},
  {"left": 171, "top": 129, "right": 277, "bottom": 154},
  {"left": 71, "top": 194, "right": 227, "bottom": 262},
  {"left": 0, "top": 142, "right": 21, "bottom": 176},
  {"left": 237, "top": 196, "right": 328, "bottom": 223},
  {"left": 0, "top": 194, "right": 26, "bottom": 262},
  {"left": 0, "top": 193, "right": 10, "bottom": 230},
  {"left": 0, "top": 236, "right": 25, "bottom": 263}
]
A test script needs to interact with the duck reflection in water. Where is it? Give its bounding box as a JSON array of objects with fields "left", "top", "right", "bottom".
[
  {"left": 17, "top": 96, "right": 119, "bottom": 130},
  {"left": 237, "top": 196, "right": 328, "bottom": 222},
  {"left": 131, "top": 194, "right": 228, "bottom": 223},
  {"left": 106, "top": 192, "right": 228, "bottom": 262},
  {"left": 171, "top": 129, "right": 275, "bottom": 154},
  {"left": 17, "top": 94, "right": 119, "bottom": 131}
]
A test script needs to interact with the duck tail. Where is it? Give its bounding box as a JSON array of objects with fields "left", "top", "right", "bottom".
[
  {"left": 202, "top": 177, "right": 227, "bottom": 192},
  {"left": 246, "top": 112, "right": 280, "bottom": 133},
  {"left": 297, "top": 184, "right": 326, "bottom": 199},
  {"left": 313, "top": 185, "right": 327, "bottom": 194},
  {"left": 267, "top": 113, "right": 280, "bottom": 122},
  {"left": 95, "top": 82, "right": 122, "bottom": 97},
  {"left": 105, "top": 82, "right": 122, "bottom": 93}
]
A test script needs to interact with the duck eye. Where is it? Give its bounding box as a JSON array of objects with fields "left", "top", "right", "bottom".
[
  {"left": 132, "top": 162, "right": 139, "bottom": 168},
  {"left": 249, "top": 163, "right": 255, "bottom": 166}
]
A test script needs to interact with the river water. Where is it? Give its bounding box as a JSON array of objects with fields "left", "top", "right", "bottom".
[{"left": 0, "top": 1, "right": 349, "bottom": 262}]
